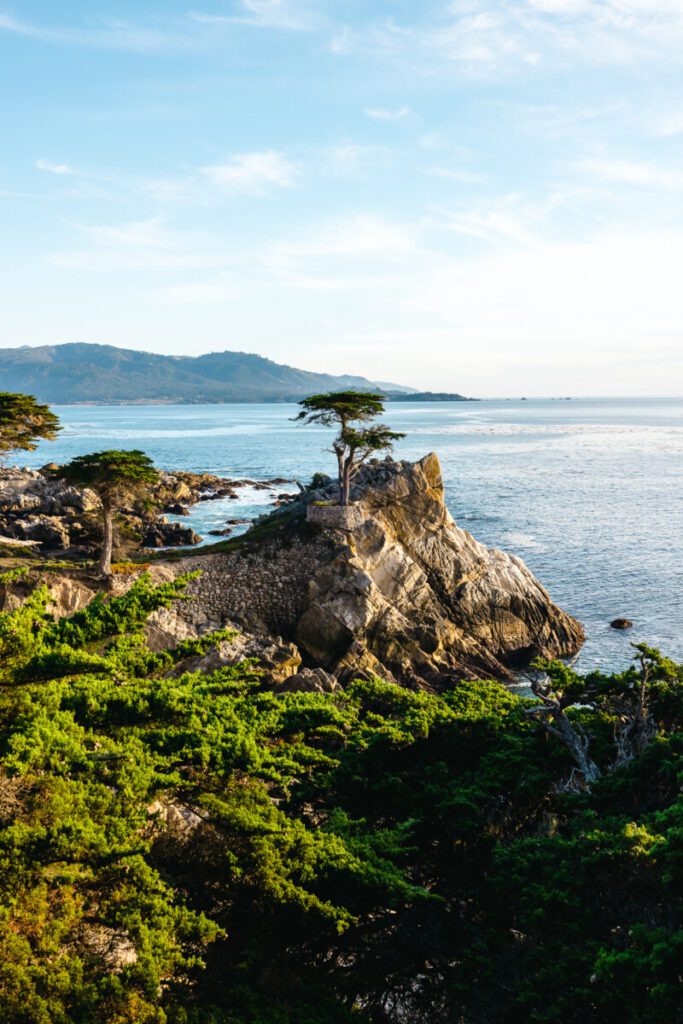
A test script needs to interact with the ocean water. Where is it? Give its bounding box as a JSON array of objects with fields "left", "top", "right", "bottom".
[{"left": 20, "top": 398, "right": 683, "bottom": 673}]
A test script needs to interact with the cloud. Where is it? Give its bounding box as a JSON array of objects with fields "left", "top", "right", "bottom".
[
  {"left": 0, "top": 11, "right": 206, "bottom": 54},
  {"left": 47, "top": 216, "right": 225, "bottom": 272},
  {"left": 191, "top": 1, "right": 318, "bottom": 31},
  {"left": 75, "top": 217, "right": 168, "bottom": 248},
  {"left": 575, "top": 157, "right": 683, "bottom": 190},
  {"left": 155, "top": 280, "right": 234, "bottom": 304},
  {"left": 201, "top": 151, "right": 298, "bottom": 195},
  {"left": 427, "top": 166, "right": 486, "bottom": 184},
  {"left": 364, "top": 105, "right": 412, "bottom": 122},
  {"left": 260, "top": 214, "right": 417, "bottom": 289},
  {"left": 654, "top": 111, "right": 683, "bottom": 137},
  {"left": 330, "top": 0, "right": 683, "bottom": 76},
  {"left": 322, "top": 142, "right": 392, "bottom": 178},
  {"left": 36, "top": 159, "right": 75, "bottom": 176}
]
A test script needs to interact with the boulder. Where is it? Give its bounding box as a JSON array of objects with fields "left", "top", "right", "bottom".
[
  {"left": 10, "top": 514, "right": 71, "bottom": 550},
  {"left": 172, "top": 633, "right": 302, "bottom": 684},
  {"left": 143, "top": 521, "right": 201, "bottom": 548},
  {"left": 279, "top": 667, "right": 340, "bottom": 693}
]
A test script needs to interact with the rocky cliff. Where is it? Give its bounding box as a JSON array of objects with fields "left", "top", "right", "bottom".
[
  {"left": 293, "top": 453, "right": 583, "bottom": 684},
  {"left": 159, "top": 453, "right": 583, "bottom": 686}
]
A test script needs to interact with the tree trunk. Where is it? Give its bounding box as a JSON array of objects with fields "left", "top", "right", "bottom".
[
  {"left": 554, "top": 712, "right": 602, "bottom": 784},
  {"left": 341, "top": 459, "right": 353, "bottom": 506},
  {"left": 98, "top": 499, "right": 114, "bottom": 577},
  {"left": 333, "top": 445, "right": 345, "bottom": 506}
]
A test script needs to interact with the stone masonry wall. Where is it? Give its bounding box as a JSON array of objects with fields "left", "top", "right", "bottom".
[{"left": 159, "top": 534, "right": 335, "bottom": 638}]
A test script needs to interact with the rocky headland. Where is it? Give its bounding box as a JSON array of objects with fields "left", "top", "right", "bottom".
[
  {"left": 150, "top": 452, "right": 584, "bottom": 686},
  {"left": 0, "top": 452, "right": 584, "bottom": 687}
]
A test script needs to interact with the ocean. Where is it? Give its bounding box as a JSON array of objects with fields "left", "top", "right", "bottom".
[{"left": 20, "top": 397, "right": 683, "bottom": 674}]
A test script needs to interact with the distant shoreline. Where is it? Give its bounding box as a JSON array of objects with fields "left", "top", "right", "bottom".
[{"left": 46, "top": 394, "right": 480, "bottom": 407}]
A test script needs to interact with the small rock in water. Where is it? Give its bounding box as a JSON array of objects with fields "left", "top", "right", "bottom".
[{"left": 610, "top": 618, "right": 633, "bottom": 630}]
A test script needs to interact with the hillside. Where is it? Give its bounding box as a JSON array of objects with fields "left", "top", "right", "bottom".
[{"left": 0, "top": 343, "right": 412, "bottom": 405}]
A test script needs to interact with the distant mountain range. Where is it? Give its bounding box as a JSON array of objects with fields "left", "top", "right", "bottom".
[{"left": 0, "top": 344, "right": 422, "bottom": 405}]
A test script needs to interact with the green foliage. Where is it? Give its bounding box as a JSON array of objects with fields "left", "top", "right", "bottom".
[
  {"left": 294, "top": 391, "right": 405, "bottom": 505},
  {"left": 53, "top": 450, "right": 159, "bottom": 575},
  {"left": 53, "top": 449, "right": 159, "bottom": 501},
  {"left": 0, "top": 578, "right": 680, "bottom": 1023},
  {"left": 293, "top": 390, "right": 386, "bottom": 428},
  {"left": 0, "top": 392, "right": 60, "bottom": 463}
]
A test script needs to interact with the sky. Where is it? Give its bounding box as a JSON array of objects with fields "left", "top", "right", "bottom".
[{"left": 1, "top": 1, "right": 683, "bottom": 396}]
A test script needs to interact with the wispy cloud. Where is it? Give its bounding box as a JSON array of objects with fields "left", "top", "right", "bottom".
[
  {"left": 331, "top": 0, "right": 683, "bottom": 76},
  {"left": 0, "top": 11, "right": 205, "bottom": 54},
  {"left": 322, "top": 142, "right": 392, "bottom": 178},
  {"left": 427, "top": 165, "right": 486, "bottom": 184},
  {"left": 201, "top": 151, "right": 298, "bottom": 195},
  {"left": 47, "top": 216, "right": 225, "bottom": 272},
  {"left": 364, "top": 105, "right": 411, "bottom": 122},
  {"left": 191, "top": 1, "right": 319, "bottom": 32},
  {"left": 260, "top": 214, "right": 416, "bottom": 289},
  {"left": 653, "top": 110, "right": 683, "bottom": 137},
  {"left": 155, "top": 280, "right": 235, "bottom": 304},
  {"left": 36, "top": 159, "right": 75, "bottom": 176},
  {"left": 575, "top": 157, "right": 683, "bottom": 190}
]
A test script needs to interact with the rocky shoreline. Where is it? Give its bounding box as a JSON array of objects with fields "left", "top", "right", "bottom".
[
  {"left": 0, "top": 466, "right": 295, "bottom": 555},
  {"left": 0, "top": 453, "right": 584, "bottom": 687}
]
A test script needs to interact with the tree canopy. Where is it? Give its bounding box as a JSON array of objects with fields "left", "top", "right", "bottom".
[
  {"left": 54, "top": 450, "right": 158, "bottom": 574},
  {"left": 54, "top": 448, "right": 158, "bottom": 496},
  {"left": 0, "top": 392, "right": 60, "bottom": 463},
  {"left": 295, "top": 391, "right": 405, "bottom": 504},
  {"left": 0, "top": 570, "right": 680, "bottom": 1023}
]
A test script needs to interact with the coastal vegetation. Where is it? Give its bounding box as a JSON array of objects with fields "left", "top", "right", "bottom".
[
  {"left": 0, "top": 390, "right": 679, "bottom": 1022},
  {"left": 294, "top": 391, "right": 405, "bottom": 505},
  {"left": 0, "top": 392, "right": 61, "bottom": 464},
  {"left": 0, "top": 571, "right": 680, "bottom": 1023},
  {"left": 54, "top": 451, "right": 159, "bottom": 577}
]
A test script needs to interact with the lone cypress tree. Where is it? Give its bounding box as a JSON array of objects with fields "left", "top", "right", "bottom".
[
  {"left": 0, "top": 392, "right": 60, "bottom": 464},
  {"left": 54, "top": 450, "right": 158, "bottom": 576},
  {"left": 295, "top": 391, "right": 405, "bottom": 505}
]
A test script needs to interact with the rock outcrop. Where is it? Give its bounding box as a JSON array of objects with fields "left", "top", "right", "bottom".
[
  {"left": 158, "top": 453, "right": 583, "bottom": 686},
  {"left": 292, "top": 453, "right": 583, "bottom": 684},
  {"left": 0, "top": 467, "right": 293, "bottom": 555},
  {"left": 1, "top": 453, "right": 582, "bottom": 688}
]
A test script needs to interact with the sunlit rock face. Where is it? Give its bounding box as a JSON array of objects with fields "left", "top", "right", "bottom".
[{"left": 294, "top": 453, "right": 584, "bottom": 686}]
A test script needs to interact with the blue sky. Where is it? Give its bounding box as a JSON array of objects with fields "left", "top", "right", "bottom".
[{"left": 1, "top": 0, "right": 683, "bottom": 395}]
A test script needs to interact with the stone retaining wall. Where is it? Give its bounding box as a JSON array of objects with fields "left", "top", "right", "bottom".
[{"left": 161, "top": 534, "right": 334, "bottom": 637}]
